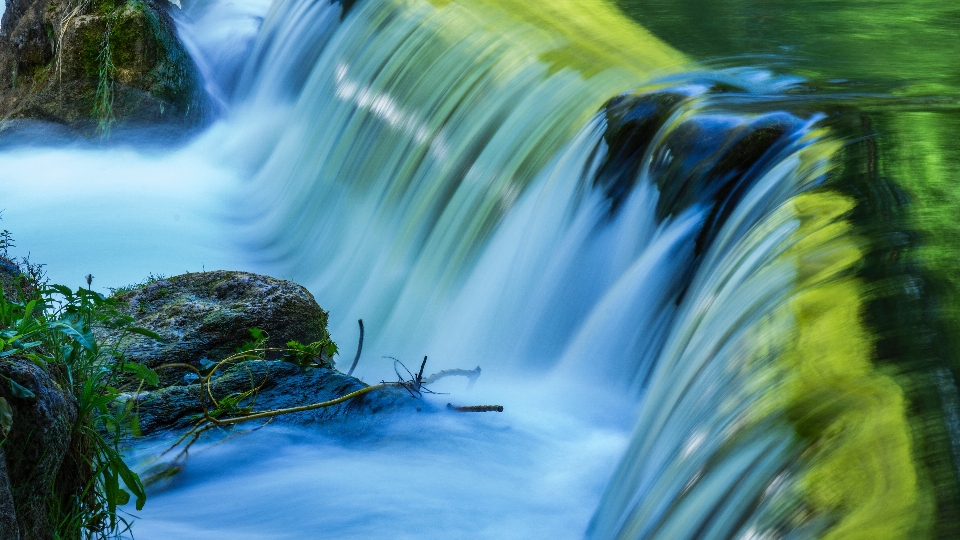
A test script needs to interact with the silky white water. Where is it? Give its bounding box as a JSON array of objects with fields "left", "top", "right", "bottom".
[{"left": 0, "top": 0, "right": 841, "bottom": 537}]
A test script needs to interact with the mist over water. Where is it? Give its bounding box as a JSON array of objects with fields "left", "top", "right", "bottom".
[{"left": 0, "top": 144, "right": 244, "bottom": 289}]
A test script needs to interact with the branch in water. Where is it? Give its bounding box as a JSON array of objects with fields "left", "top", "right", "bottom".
[
  {"left": 446, "top": 403, "right": 503, "bottom": 413},
  {"left": 422, "top": 366, "right": 481, "bottom": 387},
  {"left": 347, "top": 318, "right": 364, "bottom": 376}
]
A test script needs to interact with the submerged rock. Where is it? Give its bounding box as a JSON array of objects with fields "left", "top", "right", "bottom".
[
  {"left": 101, "top": 270, "right": 330, "bottom": 379},
  {"left": 0, "top": 0, "right": 204, "bottom": 134},
  {"left": 131, "top": 360, "right": 420, "bottom": 436}
]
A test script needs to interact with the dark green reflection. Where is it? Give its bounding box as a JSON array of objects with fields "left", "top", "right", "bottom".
[
  {"left": 616, "top": 0, "right": 960, "bottom": 97},
  {"left": 612, "top": 2, "right": 960, "bottom": 538}
]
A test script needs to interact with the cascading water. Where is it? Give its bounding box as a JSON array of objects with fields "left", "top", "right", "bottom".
[{"left": 1, "top": 0, "right": 957, "bottom": 538}]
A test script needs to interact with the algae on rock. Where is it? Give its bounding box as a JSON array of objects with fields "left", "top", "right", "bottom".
[
  {"left": 101, "top": 271, "right": 332, "bottom": 379},
  {"left": 0, "top": 0, "right": 205, "bottom": 134}
]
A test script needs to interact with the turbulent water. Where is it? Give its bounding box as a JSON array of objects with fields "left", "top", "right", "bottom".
[{"left": 2, "top": 0, "right": 959, "bottom": 538}]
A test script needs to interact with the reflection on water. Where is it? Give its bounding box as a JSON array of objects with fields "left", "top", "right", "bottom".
[{"left": 617, "top": 0, "right": 960, "bottom": 97}]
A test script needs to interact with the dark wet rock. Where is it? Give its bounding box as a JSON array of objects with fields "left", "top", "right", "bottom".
[
  {"left": 597, "top": 88, "right": 803, "bottom": 254},
  {"left": 0, "top": 450, "right": 18, "bottom": 540},
  {"left": 0, "top": 0, "right": 205, "bottom": 134},
  {"left": 0, "top": 359, "right": 78, "bottom": 540},
  {"left": 596, "top": 91, "right": 688, "bottom": 214},
  {"left": 648, "top": 111, "right": 800, "bottom": 254},
  {"left": 130, "top": 360, "right": 420, "bottom": 436},
  {"left": 100, "top": 271, "right": 330, "bottom": 382}
]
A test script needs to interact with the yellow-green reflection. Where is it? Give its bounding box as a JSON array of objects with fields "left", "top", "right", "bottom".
[{"left": 601, "top": 3, "right": 960, "bottom": 537}]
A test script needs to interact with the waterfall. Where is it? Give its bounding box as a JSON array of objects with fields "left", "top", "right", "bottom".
[
  {"left": 171, "top": 0, "right": 938, "bottom": 537},
  {"left": 1, "top": 0, "right": 952, "bottom": 537}
]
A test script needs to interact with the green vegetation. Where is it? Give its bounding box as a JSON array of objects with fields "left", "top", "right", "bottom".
[
  {"left": 0, "top": 255, "right": 163, "bottom": 539},
  {"left": 94, "top": 18, "right": 117, "bottom": 136},
  {"left": 157, "top": 327, "right": 355, "bottom": 458},
  {"left": 106, "top": 273, "right": 167, "bottom": 298}
]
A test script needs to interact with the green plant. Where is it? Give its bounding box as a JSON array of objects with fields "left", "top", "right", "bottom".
[
  {"left": 107, "top": 273, "right": 166, "bottom": 297},
  {"left": 157, "top": 339, "right": 490, "bottom": 463},
  {"left": 93, "top": 19, "right": 117, "bottom": 136},
  {"left": 0, "top": 229, "right": 15, "bottom": 258},
  {"left": 0, "top": 265, "right": 163, "bottom": 539}
]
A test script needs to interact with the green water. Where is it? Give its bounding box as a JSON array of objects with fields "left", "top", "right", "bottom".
[
  {"left": 617, "top": 0, "right": 960, "bottom": 97},
  {"left": 613, "top": 3, "right": 960, "bottom": 537},
  {"left": 616, "top": 0, "right": 960, "bottom": 385}
]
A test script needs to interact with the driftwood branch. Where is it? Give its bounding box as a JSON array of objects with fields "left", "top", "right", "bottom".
[{"left": 446, "top": 403, "right": 503, "bottom": 412}]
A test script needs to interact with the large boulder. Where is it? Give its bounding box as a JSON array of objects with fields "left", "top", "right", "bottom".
[
  {"left": 101, "top": 271, "right": 331, "bottom": 379},
  {"left": 107, "top": 271, "right": 421, "bottom": 436},
  {"left": 0, "top": 0, "right": 204, "bottom": 134},
  {"left": 0, "top": 359, "right": 78, "bottom": 540}
]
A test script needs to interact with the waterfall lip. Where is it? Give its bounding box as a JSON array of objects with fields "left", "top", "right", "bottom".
[{"left": 586, "top": 71, "right": 848, "bottom": 539}]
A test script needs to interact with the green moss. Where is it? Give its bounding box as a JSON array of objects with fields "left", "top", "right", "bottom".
[
  {"left": 110, "top": 0, "right": 147, "bottom": 70},
  {"left": 75, "top": 17, "right": 108, "bottom": 79}
]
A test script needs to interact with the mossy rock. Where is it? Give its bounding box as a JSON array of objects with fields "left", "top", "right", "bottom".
[
  {"left": 0, "top": 0, "right": 205, "bottom": 134},
  {"left": 99, "top": 271, "right": 331, "bottom": 379}
]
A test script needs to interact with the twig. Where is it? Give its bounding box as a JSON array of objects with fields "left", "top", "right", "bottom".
[
  {"left": 347, "top": 319, "right": 363, "bottom": 376},
  {"left": 211, "top": 383, "right": 390, "bottom": 426},
  {"left": 159, "top": 349, "right": 441, "bottom": 458},
  {"left": 446, "top": 403, "right": 503, "bottom": 412},
  {"left": 422, "top": 366, "right": 481, "bottom": 387}
]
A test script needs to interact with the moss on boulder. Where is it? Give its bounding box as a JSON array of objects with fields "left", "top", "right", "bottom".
[
  {"left": 100, "top": 271, "right": 331, "bottom": 378},
  {"left": 0, "top": 0, "right": 204, "bottom": 134},
  {"left": 105, "top": 270, "right": 420, "bottom": 436}
]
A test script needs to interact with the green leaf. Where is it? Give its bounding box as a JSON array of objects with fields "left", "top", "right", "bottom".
[
  {"left": 24, "top": 354, "right": 50, "bottom": 369},
  {"left": 0, "top": 397, "right": 13, "bottom": 437},
  {"left": 115, "top": 488, "right": 130, "bottom": 506},
  {"left": 104, "top": 469, "right": 120, "bottom": 515},
  {"left": 18, "top": 300, "right": 36, "bottom": 327},
  {"left": 125, "top": 326, "right": 165, "bottom": 342},
  {"left": 129, "top": 414, "right": 142, "bottom": 438},
  {"left": 48, "top": 284, "right": 74, "bottom": 298},
  {"left": 110, "top": 450, "right": 146, "bottom": 510},
  {"left": 122, "top": 363, "right": 159, "bottom": 387},
  {"left": 8, "top": 379, "right": 35, "bottom": 400},
  {"left": 48, "top": 321, "right": 96, "bottom": 352}
]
